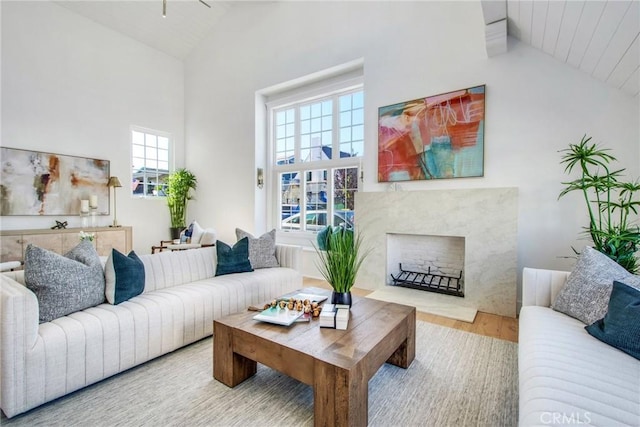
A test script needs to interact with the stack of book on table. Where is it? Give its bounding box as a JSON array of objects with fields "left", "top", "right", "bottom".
[{"left": 319, "top": 304, "right": 350, "bottom": 330}]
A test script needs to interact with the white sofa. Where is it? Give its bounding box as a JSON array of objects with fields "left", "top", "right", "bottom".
[
  {"left": 0, "top": 244, "right": 303, "bottom": 418},
  {"left": 519, "top": 268, "right": 640, "bottom": 426}
]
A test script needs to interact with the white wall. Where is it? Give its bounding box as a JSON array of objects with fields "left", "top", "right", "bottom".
[
  {"left": 1, "top": 1, "right": 185, "bottom": 254},
  {"left": 185, "top": 1, "right": 639, "bottom": 298}
]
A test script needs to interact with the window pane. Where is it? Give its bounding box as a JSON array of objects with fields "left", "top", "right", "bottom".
[
  {"left": 351, "top": 140, "right": 364, "bottom": 157},
  {"left": 145, "top": 134, "right": 157, "bottom": 148},
  {"left": 311, "top": 118, "right": 321, "bottom": 132},
  {"left": 340, "top": 111, "right": 351, "bottom": 127},
  {"left": 277, "top": 125, "right": 286, "bottom": 138},
  {"left": 321, "top": 131, "right": 332, "bottom": 148},
  {"left": 352, "top": 108, "right": 364, "bottom": 125},
  {"left": 276, "top": 111, "right": 286, "bottom": 126},
  {"left": 301, "top": 119, "right": 310, "bottom": 134},
  {"left": 322, "top": 100, "right": 332, "bottom": 115},
  {"left": 132, "top": 144, "right": 145, "bottom": 158},
  {"left": 158, "top": 137, "right": 169, "bottom": 150},
  {"left": 352, "top": 91, "right": 364, "bottom": 109},
  {"left": 333, "top": 166, "right": 358, "bottom": 228},
  {"left": 340, "top": 127, "right": 351, "bottom": 143},
  {"left": 286, "top": 123, "right": 294, "bottom": 136},
  {"left": 311, "top": 103, "right": 321, "bottom": 117},
  {"left": 158, "top": 149, "right": 169, "bottom": 162},
  {"left": 321, "top": 115, "right": 332, "bottom": 130},
  {"left": 132, "top": 131, "right": 144, "bottom": 145},
  {"left": 353, "top": 125, "right": 364, "bottom": 141},
  {"left": 300, "top": 105, "right": 310, "bottom": 120},
  {"left": 285, "top": 108, "right": 295, "bottom": 123},
  {"left": 301, "top": 134, "right": 310, "bottom": 148},
  {"left": 305, "top": 169, "right": 328, "bottom": 230},
  {"left": 339, "top": 95, "right": 351, "bottom": 112},
  {"left": 280, "top": 172, "right": 301, "bottom": 230}
]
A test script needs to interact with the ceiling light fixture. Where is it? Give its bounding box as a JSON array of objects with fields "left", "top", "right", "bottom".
[{"left": 162, "top": 0, "right": 210, "bottom": 17}]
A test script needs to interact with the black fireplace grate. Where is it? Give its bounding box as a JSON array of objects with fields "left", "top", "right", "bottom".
[{"left": 390, "top": 263, "right": 464, "bottom": 297}]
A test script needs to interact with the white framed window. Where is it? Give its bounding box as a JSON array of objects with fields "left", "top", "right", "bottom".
[
  {"left": 131, "top": 126, "right": 172, "bottom": 197},
  {"left": 269, "top": 85, "right": 363, "bottom": 236}
]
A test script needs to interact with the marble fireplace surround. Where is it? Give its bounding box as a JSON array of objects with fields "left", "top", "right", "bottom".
[{"left": 355, "top": 187, "right": 518, "bottom": 318}]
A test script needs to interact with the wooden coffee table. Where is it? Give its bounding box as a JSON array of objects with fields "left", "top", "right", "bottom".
[{"left": 213, "top": 294, "right": 416, "bottom": 427}]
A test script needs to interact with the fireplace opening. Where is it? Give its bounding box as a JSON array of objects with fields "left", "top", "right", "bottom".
[{"left": 387, "top": 233, "right": 465, "bottom": 298}]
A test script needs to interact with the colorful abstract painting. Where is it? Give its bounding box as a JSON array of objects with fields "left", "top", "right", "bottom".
[
  {"left": 378, "top": 85, "right": 485, "bottom": 182},
  {"left": 0, "top": 147, "right": 110, "bottom": 216}
]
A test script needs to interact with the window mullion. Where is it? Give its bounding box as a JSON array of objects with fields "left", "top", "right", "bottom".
[
  {"left": 293, "top": 105, "right": 303, "bottom": 231},
  {"left": 328, "top": 94, "right": 340, "bottom": 226}
]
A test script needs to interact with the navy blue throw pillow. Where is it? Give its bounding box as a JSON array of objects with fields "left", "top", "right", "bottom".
[
  {"left": 215, "top": 237, "right": 254, "bottom": 276},
  {"left": 585, "top": 281, "right": 640, "bottom": 360},
  {"left": 105, "top": 249, "right": 145, "bottom": 305}
]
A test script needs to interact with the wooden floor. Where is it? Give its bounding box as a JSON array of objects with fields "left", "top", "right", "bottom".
[{"left": 303, "top": 277, "right": 519, "bottom": 343}]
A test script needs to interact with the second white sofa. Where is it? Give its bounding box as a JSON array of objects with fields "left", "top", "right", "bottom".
[
  {"left": 519, "top": 267, "right": 640, "bottom": 426},
  {"left": 0, "top": 244, "right": 303, "bottom": 418}
]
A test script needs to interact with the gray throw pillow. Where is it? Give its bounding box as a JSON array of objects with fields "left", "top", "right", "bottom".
[
  {"left": 235, "top": 228, "right": 279, "bottom": 269},
  {"left": 552, "top": 246, "right": 640, "bottom": 325},
  {"left": 25, "top": 241, "right": 106, "bottom": 323}
]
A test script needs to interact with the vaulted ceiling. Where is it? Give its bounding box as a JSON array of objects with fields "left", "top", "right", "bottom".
[
  {"left": 54, "top": 0, "right": 639, "bottom": 97},
  {"left": 54, "top": 0, "right": 232, "bottom": 60}
]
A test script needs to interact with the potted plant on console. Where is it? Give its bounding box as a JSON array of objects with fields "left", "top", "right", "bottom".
[
  {"left": 165, "top": 168, "right": 197, "bottom": 240},
  {"left": 315, "top": 226, "right": 369, "bottom": 307}
]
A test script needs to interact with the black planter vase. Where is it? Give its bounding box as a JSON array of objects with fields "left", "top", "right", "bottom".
[
  {"left": 330, "top": 291, "right": 352, "bottom": 307},
  {"left": 170, "top": 227, "right": 183, "bottom": 240}
]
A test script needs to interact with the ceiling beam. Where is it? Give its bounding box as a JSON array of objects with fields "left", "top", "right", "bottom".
[{"left": 481, "top": 0, "right": 508, "bottom": 57}]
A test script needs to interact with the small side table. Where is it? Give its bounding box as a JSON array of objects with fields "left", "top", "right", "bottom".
[{"left": 151, "top": 242, "right": 214, "bottom": 254}]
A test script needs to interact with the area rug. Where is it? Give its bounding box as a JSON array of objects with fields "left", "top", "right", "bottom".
[
  {"left": 2, "top": 321, "right": 518, "bottom": 426},
  {"left": 366, "top": 286, "right": 478, "bottom": 322}
]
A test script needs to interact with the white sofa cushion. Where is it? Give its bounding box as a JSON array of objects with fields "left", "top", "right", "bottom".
[
  {"left": 519, "top": 305, "right": 640, "bottom": 426},
  {"left": 139, "top": 246, "right": 216, "bottom": 292}
]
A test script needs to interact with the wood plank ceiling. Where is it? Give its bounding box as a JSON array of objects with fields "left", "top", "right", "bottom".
[{"left": 507, "top": 0, "right": 639, "bottom": 97}]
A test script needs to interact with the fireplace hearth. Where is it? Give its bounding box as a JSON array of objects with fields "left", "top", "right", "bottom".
[{"left": 391, "top": 263, "right": 464, "bottom": 297}]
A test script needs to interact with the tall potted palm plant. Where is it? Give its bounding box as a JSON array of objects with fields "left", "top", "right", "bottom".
[
  {"left": 559, "top": 135, "right": 640, "bottom": 273},
  {"left": 165, "top": 168, "right": 197, "bottom": 239}
]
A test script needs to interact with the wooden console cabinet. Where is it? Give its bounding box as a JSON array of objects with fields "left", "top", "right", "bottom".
[{"left": 0, "top": 226, "right": 132, "bottom": 263}]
